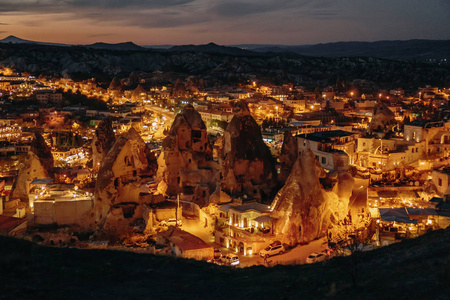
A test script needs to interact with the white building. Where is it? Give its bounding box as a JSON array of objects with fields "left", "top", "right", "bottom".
[
  {"left": 31, "top": 183, "right": 93, "bottom": 226},
  {"left": 356, "top": 138, "right": 425, "bottom": 170},
  {"left": 297, "top": 130, "right": 357, "bottom": 172},
  {"left": 283, "top": 99, "right": 306, "bottom": 113},
  {"left": 432, "top": 167, "right": 450, "bottom": 196},
  {"left": 404, "top": 120, "right": 450, "bottom": 157}
]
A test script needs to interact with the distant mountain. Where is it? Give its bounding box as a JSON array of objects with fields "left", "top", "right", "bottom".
[
  {"left": 0, "top": 35, "right": 31, "bottom": 44},
  {"left": 0, "top": 35, "right": 67, "bottom": 47},
  {"left": 243, "top": 39, "right": 450, "bottom": 61},
  {"left": 142, "top": 45, "right": 174, "bottom": 50},
  {"left": 84, "top": 42, "right": 144, "bottom": 51},
  {"left": 0, "top": 35, "right": 144, "bottom": 51},
  {"left": 168, "top": 42, "right": 254, "bottom": 56},
  {"left": 2, "top": 36, "right": 448, "bottom": 62}
]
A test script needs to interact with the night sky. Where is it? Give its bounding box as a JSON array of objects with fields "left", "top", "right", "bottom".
[{"left": 0, "top": 0, "right": 449, "bottom": 45}]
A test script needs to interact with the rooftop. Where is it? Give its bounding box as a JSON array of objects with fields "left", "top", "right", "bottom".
[
  {"left": 0, "top": 215, "right": 26, "bottom": 234},
  {"left": 159, "top": 228, "right": 212, "bottom": 251},
  {"left": 297, "top": 130, "right": 355, "bottom": 143},
  {"left": 379, "top": 207, "right": 417, "bottom": 224},
  {"left": 407, "top": 120, "right": 444, "bottom": 128},
  {"left": 229, "top": 202, "right": 271, "bottom": 213}
]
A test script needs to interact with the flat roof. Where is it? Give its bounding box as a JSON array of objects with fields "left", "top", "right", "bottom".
[
  {"left": 408, "top": 120, "right": 444, "bottom": 128},
  {"left": 253, "top": 215, "right": 276, "bottom": 223},
  {"left": 406, "top": 208, "right": 437, "bottom": 216},
  {"left": 379, "top": 207, "right": 417, "bottom": 224},
  {"left": 0, "top": 215, "right": 26, "bottom": 234},
  {"left": 229, "top": 203, "right": 271, "bottom": 213},
  {"left": 160, "top": 228, "right": 212, "bottom": 251},
  {"left": 297, "top": 130, "right": 355, "bottom": 142},
  {"left": 288, "top": 121, "right": 311, "bottom": 126},
  {"left": 30, "top": 178, "right": 54, "bottom": 185}
]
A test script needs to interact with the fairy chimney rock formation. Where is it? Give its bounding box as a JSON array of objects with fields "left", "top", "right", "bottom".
[
  {"left": 108, "top": 77, "right": 122, "bottom": 91},
  {"left": 157, "top": 104, "right": 216, "bottom": 202},
  {"left": 278, "top": 130, "right": 298, "bottom": 183},
  {"left": 270, "top": 149, "right": 352, "bottom": 246},
  {"left": 131, "top": 84, "right": 147, "bottom": 102},
  {"left": 10, "top": 152, "right": 51, "bottom": 203},
  {"left": 10, "top": 132, "right": 53, "bottom": 203},
  {"left": 31, "top": 132, "right": 54, "bottom": 172},
  {"left": 92, "top": 118, "right": 116, "bottom": 173},
  {"left": 369, "top": 101, "right": 396, "bottom": 135},
  {"left": 94, "top": 127, "right": 157, "bottom": 234},
  {"left": 221, "top": 100, "right": 277, "bottom": 201}
]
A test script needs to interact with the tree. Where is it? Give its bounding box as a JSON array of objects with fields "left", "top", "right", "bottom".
[
  {"left": 314, "top": 87, "right": 321, "bottom": 99},
  {"left": 208, "top": 119, "right": 228, "bottom": 130},
  {"left": 332, "top": 226, "right": 370, "bottom": 287}
]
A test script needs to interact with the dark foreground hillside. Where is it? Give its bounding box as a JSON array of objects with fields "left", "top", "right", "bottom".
[{"left": 0, "top": 228, "right": 449, "bottom": 300}]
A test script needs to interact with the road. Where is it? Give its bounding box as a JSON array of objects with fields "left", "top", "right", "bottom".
[
  {"left": 349, "top": 177, "right": 369, "bottom": 209},
  {"left": 237, "top": 237, "right": 329, "bottom": 267},
  {"left": 144, "top": 104, "right": 176, "bottom": 120}
]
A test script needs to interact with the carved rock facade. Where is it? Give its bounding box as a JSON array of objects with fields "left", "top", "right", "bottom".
[{"left": 94, "top": 128, "right": 157, "bottom": 236}]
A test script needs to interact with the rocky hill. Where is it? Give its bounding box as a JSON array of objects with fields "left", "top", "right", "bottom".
[
  {"left": 243, "top": 39, "right": 450, "bottom": 62},
  {"left": 1, "top": 42, "right": 449, "bottom": 88},
  {"left": 0, "top": 227, "right": 449, "bottom": 299},
  {"left": 84, "top": 42, "right": 144, "bottom": 51}
]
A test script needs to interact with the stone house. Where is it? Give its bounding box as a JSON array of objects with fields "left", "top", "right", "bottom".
[
  {"left": 157, "top": 227, "right": 213, "bottom": 261},
  {"left": 215, "top": 202, "right": 276, "bottom": 257},
  {"left": 297, "top": 130, "right": 357, "bottom": 171},
  {"left": 404, "top": 120, "right": 450, "bottom": 157},
  {"left": 356, "top": 137, "right": 425, "bottom": 170}
]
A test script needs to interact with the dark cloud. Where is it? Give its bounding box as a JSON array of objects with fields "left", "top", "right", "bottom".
[
  {"left": 70, "top": 0, "right": 194, "bottom": 9},
  {"left": 0, "top": 0, "right": 195, "bottom": 12},
  {"left": 211, "top": 0, "right": 305, "bottom": 17},
  {"left": 0, "top": 0, "right": 449, "bottom": 43},
  {"left": 0, "top": 23, "right": 8, "bottom": 25},
  {"left": 0, "top": 0, "right": 206, "bottom": 28},
  {"left": 88, "top": 33, "right": 115, "bottom": 38}
]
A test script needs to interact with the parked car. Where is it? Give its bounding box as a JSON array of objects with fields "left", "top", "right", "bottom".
[
  {"left": 259, "top": 243, "right": 285, "bottom": 258},
  {"left": 355, "top": 166, "right": 370, "bottom": 179},
  {"left": 306, "top": 252, "right": 327, "bottom": 264},
  {"left": 270, "top": 240, "right": 282, "bottom": 247},
  {"left": 160, "top": 218, "right": 182, "bottom": 227},
  {"left": 214, "top": 248, "right": 222, "bottom": 260},
  {"left": 220, "top": 254, "right": 240, "bottom": 266}
]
